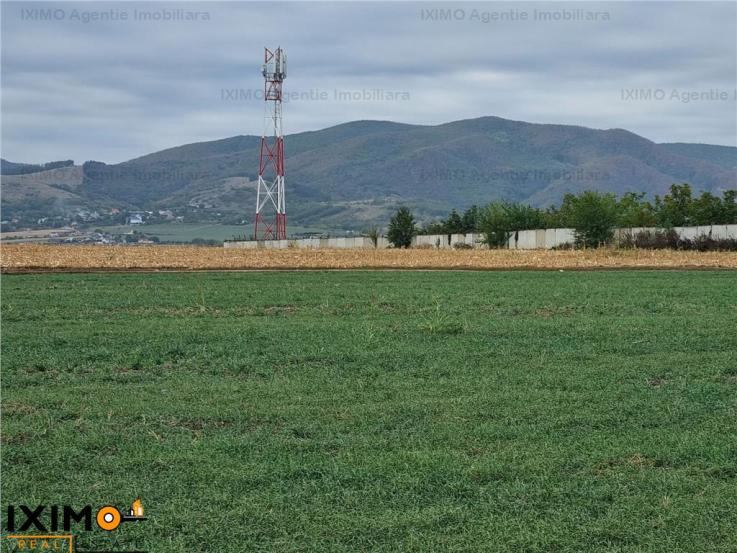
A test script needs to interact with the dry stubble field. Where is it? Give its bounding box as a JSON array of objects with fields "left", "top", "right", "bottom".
[{"left": 1, "top": 244, "right": 736, "bottom": 272}]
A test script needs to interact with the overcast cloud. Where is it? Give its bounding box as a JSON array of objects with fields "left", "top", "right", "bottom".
[{"left": 1, "top": 1, "right": 735, "bottom": 163}]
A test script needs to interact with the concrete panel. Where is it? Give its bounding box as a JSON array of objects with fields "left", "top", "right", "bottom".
[
  {"left": 556, "top": 228, "right": 575, "bottom": 246},
  {"left": 534, "top": 229, "right": 546, "bottom": 249},
  {"left": 464, "top": 233, "right": 482, "bottom": 247},
  {"left": 508, "top": 231, "right": 520, "bottom": 250},
  {"left": 615, "top": 228, "right": 627, "bottom": 242},
  {"left": 544, "top": 229, "right": 557, "bottom": 249},
  {"left": 450, "top": 233, "right": 465, "bottom": 246},
  {"left": 516, "top": 230, "right": 537, "bottom": 250},
  {"left": 696, "top": 226, "right": 713, "bottom": 238},
  {"left": 356, "top": 237, "right": 375, "bottom": 248},
  {"left": 414, "top": 235, "right": 447, "bottom": 248},
  {"left": 224, "top": 240, "right": 258, "bottom": 249},
  {"left": 726, "top": 225, "right": 737, "bottom": 239},
  {"left": 710, "top": 225, "right": 728, "bottom": 240},
  {"left": 432, "top": 234, "right": 450, "bottom": 248},
  {"left": 675, "top": 226, "right": 698, "bottom": 240},
  {"left": 439, "top": 235, "right": 450, "bottom": 248},
  {"left": 509, "top": 231, "right": 518, "bottom": 249}
]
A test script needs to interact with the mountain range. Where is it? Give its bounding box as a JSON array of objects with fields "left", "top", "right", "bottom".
[{"left": 2, "top": 116, "right": 736, "bottom": 229}]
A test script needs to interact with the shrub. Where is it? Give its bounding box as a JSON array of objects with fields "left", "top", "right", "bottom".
[
  {"left": 568, "top": 191, "right": 619, "bottom": 247},
  {"left": 688, "top": 235, "right": 737, "bottom": 252},
  {"left": 387, "top": 207, "right": 417, "bottom": 248},
  {"left": 620, "top": 230, "right": 737, "bottom": 251},
  {"left": 365, "top": 226, "right": 380, "bottom": 248},
  {"left": 479, "top": 201, "right": 543, "bottom": 248},
  {"left": 453, "top": 242, "right": 473, "bottom": 250},
  {"left": 619, "top": 229, "right": 680, "bottom": 249},
  {"left": 191, "top": 238, "right": 221, "bottom": 246}
]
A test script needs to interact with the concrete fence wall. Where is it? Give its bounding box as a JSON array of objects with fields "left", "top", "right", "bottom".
[
  {"left": 506, "top": 228, "right": 577, "bottom": 250},
  {"left": 224, "top": 225, "right": 737, "bottom": 250},
  {"left": 224, "top": 236, "right": 381, "bottom": 250},
  {"left": 224, "top": 234, "right": 482, "bottom": 250},
  {"left": 506, "top": 225, "right": 737, "bottom": 250},
  {"left": 412, "top": 233, "right": 484, "bottom": 249}
]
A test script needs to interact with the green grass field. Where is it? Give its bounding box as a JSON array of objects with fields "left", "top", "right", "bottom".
[{"left": 2, "top": 271, "right": 736, "bottom": 552}]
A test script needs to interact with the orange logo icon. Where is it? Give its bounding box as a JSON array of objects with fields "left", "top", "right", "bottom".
[{"left": 95, "top": 498, "right": 146, "bottom": 532}]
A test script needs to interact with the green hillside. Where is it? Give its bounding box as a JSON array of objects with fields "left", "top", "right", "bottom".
[
  {"left": 660, "top": 143, "right": 737, "bottom": 170},
  {"left": 3, "top": 117, "right": 736, "bottom": 230}
]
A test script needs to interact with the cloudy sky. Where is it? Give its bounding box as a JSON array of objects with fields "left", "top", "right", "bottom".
[{"left": 1, "top": 1, "right": 735, "bottom": 164}]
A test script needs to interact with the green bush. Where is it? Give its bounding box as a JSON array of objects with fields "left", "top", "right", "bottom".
[
  {"left": 420, "top": 185, "right": 736, "bottom": 249},
  {"left": 387, "top": 207, "right": 416, "bottom": 248},
  {"left": 479, "top": 201, "right": 543, "bottom": 248},
  {"left": 422, "top": 205, "right": 481, "bottom": 234},
  {"left": 567, "top": 191, "right": 619, "bottom": 247}
]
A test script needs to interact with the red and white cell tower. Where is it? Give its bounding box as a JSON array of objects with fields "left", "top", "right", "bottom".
[{"left": 254, "top": 47, "right": 287, "bottom": 240}]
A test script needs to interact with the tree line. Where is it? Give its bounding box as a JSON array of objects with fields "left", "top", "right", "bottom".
[{"left": 387, "top": 184, "right": 737, "bottom": 248}]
